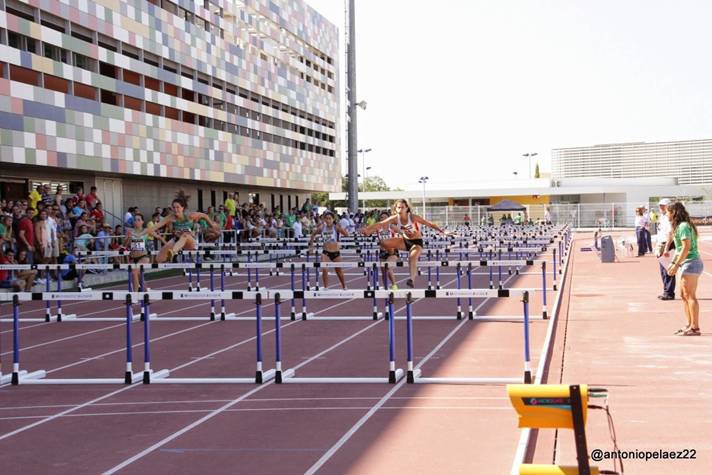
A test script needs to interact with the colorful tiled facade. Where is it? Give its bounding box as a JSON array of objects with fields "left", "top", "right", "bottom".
[{"left": 0, "top": 0, "right": 340, "bottom": 208}]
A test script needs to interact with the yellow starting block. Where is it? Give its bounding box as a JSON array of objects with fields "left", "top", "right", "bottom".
[{"left": 507, "top": 384, "right": 588, "bottom": 429}]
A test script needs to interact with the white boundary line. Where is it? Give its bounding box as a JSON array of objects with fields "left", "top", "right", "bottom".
[{"left": 509, "top": 234, "right": 573, "bottom": 474}]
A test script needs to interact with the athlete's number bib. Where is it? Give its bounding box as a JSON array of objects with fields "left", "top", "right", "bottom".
[{"left": 130, "top": 240, "right": 146, "bottom": 252}]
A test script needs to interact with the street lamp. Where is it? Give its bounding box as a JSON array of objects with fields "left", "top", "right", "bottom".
[
  {"left": 523, "top": 152, "right": 538, "bottom": 179},
  {"left": 418, "top": 176, "right": 429, "bottom": 217},
  {"left": 358, "top": 148, "right": 373, "bottom": 210}
]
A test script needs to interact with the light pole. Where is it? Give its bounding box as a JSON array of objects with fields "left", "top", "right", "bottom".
[
  {"left": 523, "top": 152, "right": 538, "bottom": 179},
  {"left": 418, "top": 176, "right": 429, "bottom": 217},
  {"left": 357, "top": 148, "right": 372, "bottom": 210}
]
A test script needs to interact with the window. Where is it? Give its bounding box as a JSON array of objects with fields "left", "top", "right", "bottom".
[
  {"left": 73, "top": 53, "right": 96, "bottom": 72},
  {"left": 40, "top": 11, "right": 67, "bottom": 33},
  {"left": 181, "top": 66, "right": 195, "bottom": 80},
  {"left": 71, "top": 23, "right": 94, "bottom": 43},
  {"left": 121, "top": 43, "right": 140, "bottom": 60},
  {"left": 181, "top": 89, "right": 195, "bottom": 101},
  {"left": 197, "top": 72, "right": 210, "bottom": 85},
  {"left": 145, "top": 101, "right": 161, "bottom": 115},
  {"left": 143, "top": 52, "right": 159, "bottom": 67},
  {"left": 97, "top": 33, "right": 118, "bottom": 52},
  {"left": 124, "top": 96, "right": 143, "bottom": 111},
  {"left": 164, "top": 106, "right": 180, "bottom": 120},
  {"left": 5, "top": 0, "right": 36, "bottom": 22},
  {"left": 163, "top": 59, "right": 177, "bottom": 74},
  {"left": 182, "top": 111, "right": 195, "bottom": 124},
  {"left": 9, "top": 65, "right": 40, "bottom": 86},
  {"left": 212, "top": 78, "right": 224, "bottom": 90},
  {"left": 8, "top": 32, "right": 36, "bottom": 54},
  {"left": 123, "top": 70, "right": 141, "bottom": 86},
  {"left": 100, "top": 89, "right": 120, "bottom": 106},
  {"left": 198, "top": 116, "right": 211, "bottom": 128},
  {"left": 144, "top": 77, "right": 161, "bottom": 92},
  {"left": 99, "top": 61, "right": 119, "bottom": 79},
  {"left": 198, "top": 93, "right": 210, "bottom": 106},
  {"left": 42, "top": 42, "right": 68, "bottom": 63},
  {"left": 164, "top": 82, "right": 179, "bottom": 97},
  {"left": 73, "top": 82, "right": 97, "bottom": 100},
  {"left": 44, "top": 74, "right": 70, "bottom": 93},
  {"left": 161, "top": 0, "right": 178, "bottom": 16}
]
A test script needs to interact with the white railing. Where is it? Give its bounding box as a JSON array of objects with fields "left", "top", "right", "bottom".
[{"left": 403, "top": 201, "right": 712, "bottom": 229}]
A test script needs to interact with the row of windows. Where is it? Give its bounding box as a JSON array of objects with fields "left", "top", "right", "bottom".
[
  {"left": 1, "top": 30, "right": 337, "bottom": 148},
  {"left": 1, "top": 0, "right": 337, "bottom": 129},
  {"left": 0, "top": 62, "right": 336, "bottom": 158}
]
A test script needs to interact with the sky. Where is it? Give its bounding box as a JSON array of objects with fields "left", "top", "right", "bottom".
[{"left": 305, "top": 0, "right": 712, "bottom": 191}]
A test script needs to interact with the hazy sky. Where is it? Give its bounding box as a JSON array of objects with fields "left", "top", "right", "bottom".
[{"left": 306, "top": 0, "right": 712, "bottom": 190}]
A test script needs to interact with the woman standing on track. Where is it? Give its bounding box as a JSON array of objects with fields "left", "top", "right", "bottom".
[
  {"left": 154, "top": 191, "right": 220, "bottom": 263},
  {"left": 666, "top": 202, "right": 704, "bottom": 336},
  {"left": 124, "top": 213, "right": 166, "bottom": 291},
  {"left": 361, "top": 199, "right": 452, "bottom": 288},
  {"left": 308, "top": 211, "right": 350, "bottom": 289}
]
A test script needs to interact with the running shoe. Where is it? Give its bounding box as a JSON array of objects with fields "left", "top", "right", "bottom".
[
  {"left": 390, "top": 284, "right": 399, "bottom": 291},
  {"left": 406, "top": 279, "right": 414, "bottom": 288}
]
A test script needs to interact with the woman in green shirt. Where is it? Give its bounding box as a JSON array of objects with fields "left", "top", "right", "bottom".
[{"left": 666, "top": 202, "right": 703, "bottom": 336}]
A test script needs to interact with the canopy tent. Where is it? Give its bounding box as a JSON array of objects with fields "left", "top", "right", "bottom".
[{"left": 486, "top": 199, "right": 526, "bottom": 212}]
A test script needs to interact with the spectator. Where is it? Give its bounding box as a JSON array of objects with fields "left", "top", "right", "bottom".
[
  {"left": 54, "top": 184, "right": 64, "bottom": 207},
  {"left": 34, "top": 209, "right": 50, "bottom": 263},
  {"left": 16, "top": 249, "right": 39, "bottom": 286},
  {"left": 666, "top": 202, "right": 703, "bottom": 336},
  {"left": 224, "top": 192, "right": 238, "bottom": 217},
  {"left": 74, "top": 186, "right": 85, "bottom": 204},
  {"left": 634, "top": 207, "right": 648, "bottom": 256},
  {"left": 91, "top": 202, "right": 105, "bottom": 225},
  {"left": 41, "top": 184, "right": 54, "bottom": 206},
  {"left": 74, "top": 224, "right": 94, "bottom": 252},
  {"left": 292, "top": 213, "right": 303, "bottom": 238},
  {"left": 124, "top": 207, "right": 136, "bottom": 227},
  {"left": 29, "top": 185, "right": 42, "bottom": 211},
  {"left": 0, "top": 249, "right": 35, "bottom": 290},
  {"left": 85, "top": 186, "right": 100, "bottom": 209},
  {"left": 60, "top": 247, "right": 79, "bottom": 281},
  {"left": 655, "top": 198, "right": 675, "bottom": 300},
  {"left": 16, "top": 208, "right": 35, "bottom": 264}
]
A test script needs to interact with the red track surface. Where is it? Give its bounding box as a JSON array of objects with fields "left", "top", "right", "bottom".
[{"left": 0, "top": 246, "right": 559, "bottom": 474}]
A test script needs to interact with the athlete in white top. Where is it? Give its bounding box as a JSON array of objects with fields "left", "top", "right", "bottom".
[
  {"left": 361, "top": 199, "right": 453, "bottom": 288},
  {"left": 308, "top": 211, "right": 350, "bottom": 289}
]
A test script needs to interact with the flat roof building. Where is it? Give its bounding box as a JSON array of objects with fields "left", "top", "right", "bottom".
[{"left": 0, "top": 0, "right": 340, "bottom": 220}]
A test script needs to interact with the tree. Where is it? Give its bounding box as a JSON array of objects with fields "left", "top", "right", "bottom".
[
  {"left": 311, "top": 175, "right": 395, "bottom": 209},
  {"left": 534, "top": 162, "right": 541, "bottom": 179}
]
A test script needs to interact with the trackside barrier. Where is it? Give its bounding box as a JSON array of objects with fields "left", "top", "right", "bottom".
[{"left": 508, "top": 384, "right": 611, "bottom": 475}]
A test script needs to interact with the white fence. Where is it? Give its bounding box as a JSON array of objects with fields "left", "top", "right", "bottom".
[{"left": 412, "top": 201, "right": 712, "bottom": 229}]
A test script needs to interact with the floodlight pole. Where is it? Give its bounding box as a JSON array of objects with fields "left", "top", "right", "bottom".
[{"left": 346, "top": 0, "right": 358, "bottom": 213}]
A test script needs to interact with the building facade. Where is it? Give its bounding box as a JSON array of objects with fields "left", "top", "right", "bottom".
[
  {"left": 552, "top": 139, "right": 712, "bottom": 186},
  {"left": 0, "top": 0, "right": 340, "bottom": 221}
]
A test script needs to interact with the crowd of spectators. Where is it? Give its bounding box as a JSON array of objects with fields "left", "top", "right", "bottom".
[{"left": 0, "top": 186, "right": 390, "bottom": 290}]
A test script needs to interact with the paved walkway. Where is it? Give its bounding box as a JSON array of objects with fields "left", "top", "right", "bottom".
[{"left": 532, "top": 231, "right": 712, "bottom": 474}]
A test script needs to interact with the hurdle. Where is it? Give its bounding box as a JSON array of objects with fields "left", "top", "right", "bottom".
[
  {"left": 279, "top": 292, "right": 404, "bottom": 384},
  {"left": 7, "top": 293, "right": 164, "bottom": 385},
  {"left": 405, "top": 289, "right": 534, "bottom": 385}
]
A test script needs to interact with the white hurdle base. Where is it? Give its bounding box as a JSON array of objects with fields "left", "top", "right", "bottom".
[
  {"left": 411, "top": 371, "right": 525, "bottom": 385},
  {"left": 151, "top": 369, "right": 275, "bottom": 384},
  {"left": 1, "top": 370, "right": 40, "bottom": 384},
  {"left": 303, "top": 312, "right": 382, "bottom": 321},
  {"left": 13, "top": 370, "right": 155, "bottom": 385},
  {"left": 282, "top": 368, "right": 404, "bottom": 384}
]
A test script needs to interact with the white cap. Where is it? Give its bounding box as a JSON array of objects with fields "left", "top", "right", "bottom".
[{"left": 658, "top": 198, "right": 671, "bottom": 206}]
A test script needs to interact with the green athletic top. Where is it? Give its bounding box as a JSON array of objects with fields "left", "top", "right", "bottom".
[
  {"left": 673, "top": 222, "right": 699, "bottom": 263},
  {"left": 129, "top": 230, "right": 150, "bottom": 253},
  {"left": 173, "top": 215, "right": 194, "bottom": 233}
]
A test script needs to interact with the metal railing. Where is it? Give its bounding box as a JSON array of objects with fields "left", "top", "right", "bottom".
[{"left": 413, "top": 201, "right": 712, "bottom": 229}]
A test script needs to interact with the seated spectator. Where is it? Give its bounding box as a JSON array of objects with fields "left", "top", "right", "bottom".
[
  {"left": 54, "top": 185, "right": 64, "bottom": 207},
  {"left": 41, "top": 184, "right": 53, "bottom": 207},
  {"left": 85, "top": 186, "right": 100, "bottom": 209},
  {"left": 60, "top": 247, "right": 79, "bottom": 281},
  {"left": 74, "top": 225, "right": 94, "bottom": 252},
  {"left": 0, "top": 250, "right": 34, "bottom": 290},
  {"left": 91, "top": 202, "right": 105, "bottom": 224},
  {"left": 16, "top": 249, "right": 39, "bottom": 287}
]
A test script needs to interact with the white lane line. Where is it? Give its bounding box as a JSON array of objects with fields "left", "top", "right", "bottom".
[
  {"left": 0, "top": 406, "right": 511, "bottom": 421},
  {"left": 0, "top": 395, "right": 509, "bottom": 412}
]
